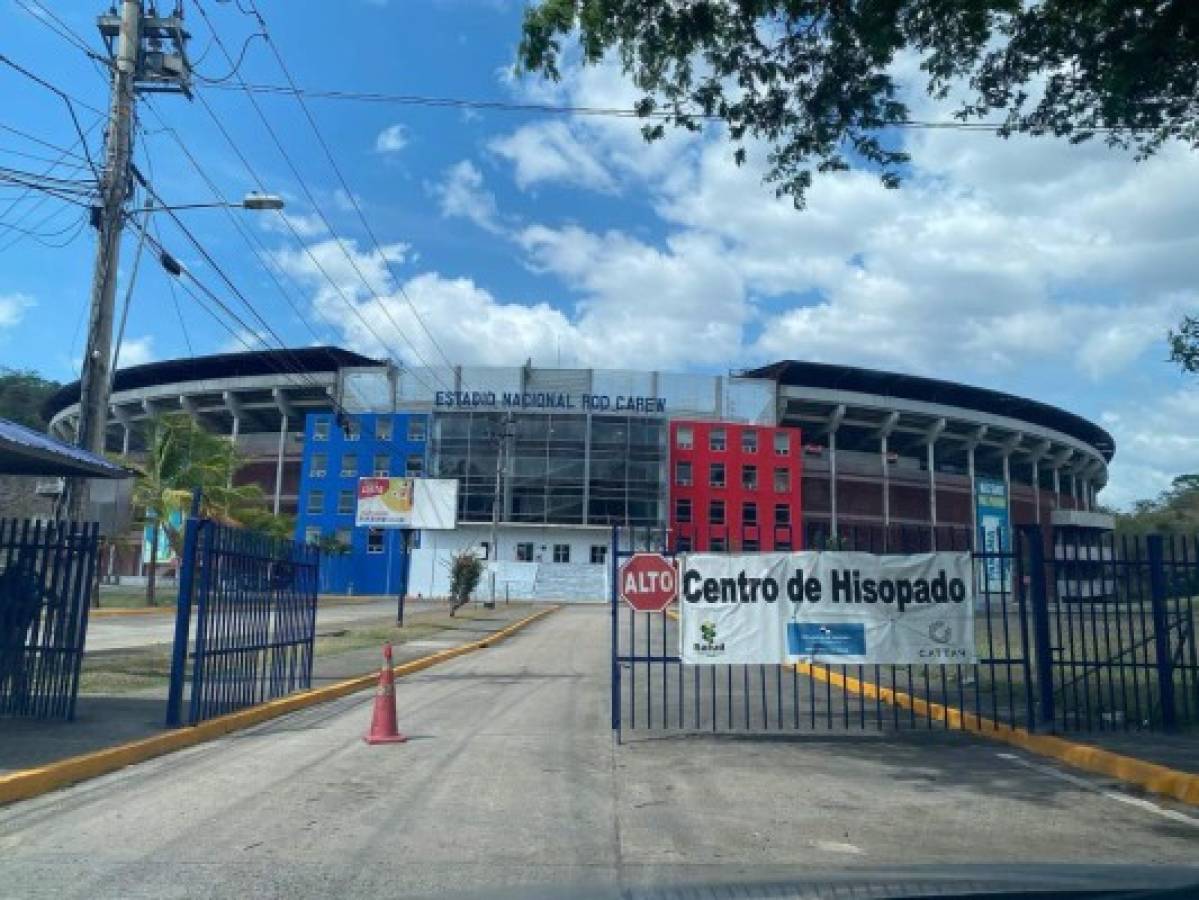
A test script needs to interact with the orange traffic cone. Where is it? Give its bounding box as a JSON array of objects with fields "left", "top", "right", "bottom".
[{"left": 364, "top": 642, "right": 407, "bottom": 744}]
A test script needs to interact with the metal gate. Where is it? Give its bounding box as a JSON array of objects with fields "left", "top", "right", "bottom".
[
  {"left": 612, "top": 525, "right": 1199, "bottom": 738},
  {"left": 0, "top": 518, "right": 99, "bottom": 720},
  {"left": 166, "top": 516, "right": 320, "bottom": 726}
]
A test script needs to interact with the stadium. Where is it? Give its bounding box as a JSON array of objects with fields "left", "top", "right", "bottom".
[{"left": 43, "top": 348, "right": 1115, "bottom": 598}]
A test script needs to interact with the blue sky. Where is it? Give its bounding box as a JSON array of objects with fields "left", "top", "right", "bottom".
[{"left": 1, "top": 0, "right": 1197, "bottom": 508}]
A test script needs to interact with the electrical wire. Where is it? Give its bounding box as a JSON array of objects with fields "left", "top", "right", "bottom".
[
  {"left": 140, "top": 143, "right": 195, "bottom": 361},
  {"left": 246, "top": 0, "right": 460, "bottom": 379},
  {"left": 14, "top": 0, "right": 115, "bottom": 78},
  {"left": 190, "top": 0, "right": 452, "bottom": 394},
  {"left": 0, "top": 55, "right": 104, "bottom": 181}
]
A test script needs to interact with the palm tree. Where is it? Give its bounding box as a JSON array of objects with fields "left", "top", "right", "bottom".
[{"left": 129, "top": 414, "right": 272, "bottom": 605}]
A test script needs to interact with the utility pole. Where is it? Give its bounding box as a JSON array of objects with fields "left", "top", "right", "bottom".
[
  {"left": 488, "top": 412, "right": 513, "bottom": 606},
  {"left": 68, "top": 2, "right": 191, "bottom": 520}
]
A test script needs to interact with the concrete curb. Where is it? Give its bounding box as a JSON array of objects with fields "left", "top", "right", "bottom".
[
  {"left": 0, "top": 605, "right": 560, "bottom": 807},
  {"left": 663, "top": 608, "right": 1199, "bottom": 807}
]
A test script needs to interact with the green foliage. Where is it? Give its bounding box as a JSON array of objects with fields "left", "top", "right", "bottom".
[
  {"left": 518, "top": 1, "right": 1199, "bottom": 208},
  {"left": 315, "top": 532, "right": 351, "bottom": 555},
  {"left": 1168, "top": 316, "right": 1199, "bottom": 374},
  {"left": 237, "top": 507, "right": 297, "bottom": 542},
  {"left": 1114, "top": 474, "right": 1199, "bottom": 536},
  {"left": 448, "top": 550, "right": 484, "bottom": 613},
  {"left": 0, "top": 368, "right": 61, "bottom": 430}
]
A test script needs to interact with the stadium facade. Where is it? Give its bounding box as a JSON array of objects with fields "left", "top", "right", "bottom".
[{"left": 44, "top": 348, "right": 1115, "bottom": 600}]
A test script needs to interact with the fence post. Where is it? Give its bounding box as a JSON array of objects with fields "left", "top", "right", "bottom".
[
  {"left": 165, "top": 491, "right": 202, "bottom": 727},
  {"left": 1023, "top": 525, "right": 1055, "bottom": 730},
  {"left": 1147, "top": 535, "right": 1178, "bottom": 731},
  {"left": 610, "top": 525, "right": 620, "bottom": 738}
]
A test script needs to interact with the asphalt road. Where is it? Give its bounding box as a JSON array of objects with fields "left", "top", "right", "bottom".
[
  {"left": 84, "top": 598, "right": 409, "bottom": 652},
  {"left": 2, "top": 606, "right": 1197, "bottom": 899}
]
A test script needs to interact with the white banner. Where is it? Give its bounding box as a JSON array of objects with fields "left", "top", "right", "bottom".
[
  {"left": 679, "top": 551, "right": 975, "bottom": 666},
  {"left": 356, "top": 477, "right": 458, "bottom": 529}
]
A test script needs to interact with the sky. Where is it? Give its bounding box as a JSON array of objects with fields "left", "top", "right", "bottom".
[{"left": 1, "top": 0, "right": 1197, "bottom": 510}]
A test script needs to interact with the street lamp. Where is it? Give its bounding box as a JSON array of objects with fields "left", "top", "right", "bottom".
[{"left": 144, "top": 193, "right": 287, "bottom": 213}]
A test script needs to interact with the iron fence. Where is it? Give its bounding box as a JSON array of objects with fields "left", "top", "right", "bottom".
[
  {"left": 0, "top": 518, "right": 99, "bottom": 720},
  {"left": 166, "top": 518, "right": 320, "bottom": 726}
]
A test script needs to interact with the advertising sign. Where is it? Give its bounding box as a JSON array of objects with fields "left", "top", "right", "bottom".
[
  {"left": 679, "top": 551, "right": 975, "bottom": 666},
  {"left": 975, "top": 477, "right": 1010, "bottom": 593},
  {"left": 141, "top": 509, "right": 182, "bottom": 565},
  {"left": 356, "top": 477, "right": 458, "bottom": 529}
]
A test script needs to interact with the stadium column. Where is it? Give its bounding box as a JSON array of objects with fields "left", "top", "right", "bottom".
[
  {"left": 1001, "top": 432, "right": 1023, "bottom": 552},
  {"left": 825, "top": 405, "right": 846, "bottom": 540},
  {"left": 965, "top": 425, "right": 986, "bottom": 551},
  {"left": 924, "top": 418, "right": 946, "bottom": 546},
  {"left": 272, "top": 388, "right": 296, "bottom": 516},
  {"left": 113, "top": 405, "right": 133, "bottom": 456},
  {"left": 876, "top": 411, "right": 899, "bottom": 551},
  {"left": 1028, "top": 440, "right": 1050, "bottom": 525}
]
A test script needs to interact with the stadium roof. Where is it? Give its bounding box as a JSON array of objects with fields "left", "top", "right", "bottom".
[
  {"left": 0, "top": 417, "right": 132, "bottom": 478},
  {"left": 43, "top": 346, "right": 381, "bottom": 421},
  {"left": 744, "top": 360, "right": 1115, "bottom": 460}
]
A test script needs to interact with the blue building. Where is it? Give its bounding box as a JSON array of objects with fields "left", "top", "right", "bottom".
[{"left": 295, "top": 411, "right": 428, "bottom": 595}]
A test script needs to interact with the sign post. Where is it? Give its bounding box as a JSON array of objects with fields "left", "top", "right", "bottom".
[{"left": 618, "top": 552, "right": 677, "bottom": 613}]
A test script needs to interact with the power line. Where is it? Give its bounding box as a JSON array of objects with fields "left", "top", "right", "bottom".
[
  {"left": 13, "top": 0, "right": 115, "bottom": 81},
  {"left": 140, "top": 140, "right": 195, "bottom": 360},
  {"left": 190, "top": 0, "right": 452, "bottom": 393},
  {"left": 246, "top": 0, "right": 459, "bottom": 378},
  {"left": 0, "top": 55, "right": 104, "bottom": 181}
]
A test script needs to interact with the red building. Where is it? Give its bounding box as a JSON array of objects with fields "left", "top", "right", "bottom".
[{"left": 668, "top": 420, "right": 803, "bottom": 552}]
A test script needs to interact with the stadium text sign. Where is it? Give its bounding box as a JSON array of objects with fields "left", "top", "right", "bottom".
[
  {"left": 619, "top": 553, "right": 677, "bottom": 613},
  {"left": 679, "top": 551, "right": 975, "bottom": 666},
  {"left": 434, "top": 390, "right": 667, "bottom": 414}
]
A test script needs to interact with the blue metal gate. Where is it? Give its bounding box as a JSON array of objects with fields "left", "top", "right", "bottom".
[
  {"left": 0, "top": 518, "right": 99, "bottom": 720},
  {"left": 166, "top": 516, "right": 320, "bottom": 726}
]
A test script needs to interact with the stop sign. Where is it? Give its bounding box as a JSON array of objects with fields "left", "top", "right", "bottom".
[{"left": 619, "top": 553, "right": 677, "bottom": 612}]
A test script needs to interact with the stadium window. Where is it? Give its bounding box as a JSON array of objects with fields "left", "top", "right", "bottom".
[
  {"left": 335, "top": 528, "right": 352, "bottom": 548},
  {"left": 340, "top": 453, "right": 357, "bottom": 477},
  {"left": 676, "top": 426, "right": 693, "bottom": 450},
  {"left": 709, "top": 499, "right": 725, "bottom": 525},
  {"left": 310, "top": 452, "right": 327, "bottom": 477},
  {"left": 479, "top": 541, "right": 491, "bottom": 560},
  {"left": 709, "top": 428, "right": 726, "bottom": 451},
  {"left": 677, "top": 537, "right": 692, "bottom": 552},
  {"left": 406, "top": 454, "right": 424, "bottom": 476},
  {"left": 741, "top": 430, "right": 758, "bottom": 453},
  {"left": 774, "top": 503, "right": 791, "bottom": 526},
  {"left": 553, "top": 543, "right": 570, "bottom": 563},
  {"left": 675, "top": 461, "right": 692, "bottom": 486},
  {"left": 367, "top": 528, "right": 384, "bottom": 554},
  {"left": 408, "top": 418, "right": 427, "bottom": 442},
  {"left": 743, "top": 539, "right": 760, "bottom": 551},
  {"left": 742, "top": 464, "right": 757, "bottom": 490},
  {"left": 590, "top": 545, "right": 607, "bottom": 564},
  {"left": 337, "top": 490, "right": 355, "bottom": 515},
  {"left": 313, "top": 419, "right": 330, "bottom": 442},
  {"left": 304, "top": 526, "right": 321, "bottom": 545},
  {"left": 710, "top": 537, "right": 726, "bottom": 552},
  {"left": 345, "top": 419, "right": 361, "bottom": 442},
  {"left": 773, "top": 432, "right": 790, "bottom": 456},
  {"left": 516, "top": 542, "right": 534, "bottom": 562},
  {"left": 376, "top": 418, "right": 393, "bottom": 442},
  {"left": 776, "top": 539, "right": 792, "bottom": 551},
  {"left": 743, "top": 502, "right": 758, "bottom": 525},
  {"left": 373, "top": 453, "right": 389, "bottom": 476},
  {"left": 306, "top": 491, "right": 324, "bottom": 515},
  {"left": 774, "top": 467, "right": 790, "bottom": 492},
  {"left": 709, "top": 462, "right": 725, "bottom": 488},
  {"left": 675, "top": 498, "right": 692, "bottom": 523}
]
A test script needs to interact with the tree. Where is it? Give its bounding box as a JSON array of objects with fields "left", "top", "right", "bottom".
[
  {"left": 1168, "top": 317, "right": 1199, "bottom": 374},
  {"left": 448, "top": 550, "right": 484, "bottom": 616},
  {"left": 518, "top": 1, "right": 1199, "bottom": 208},
  {"left": 0, "top": 368, "right": 61, "bottom": 430},
  {"left": 1113, "top": 473, "right": 1199, "bottom": 536},
  {"left": 129, "top": 414, "right": 272, "bottom": 604}
]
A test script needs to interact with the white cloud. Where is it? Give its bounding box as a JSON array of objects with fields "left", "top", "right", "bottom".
[
  {"left": 0, "top": 292, "right": 32, "bottom": 329},
  {"left": 489, "top": 121, "right": 616, "bottom": 192},
  {"left": 431, "top": 161, "right": 503, "bottom": 234},
  {"left": 1101, "top": 388, "right": 1199, "bottom": 509},
  {"left": 115, "top": 335, "right": 155, "bottom": 368},
  {"left": 268, "top": 238, "right": 408, "bottom": 301},
  {"left": 259, "top": 211, "right": 328, "bottom": 239},
  {"left": 374, "top": 124, "right": 408, "bottom": 154}
]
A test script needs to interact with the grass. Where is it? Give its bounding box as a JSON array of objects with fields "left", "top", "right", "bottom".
[
  {"left": 77, "top": 601, "right": 530, "bottom": 696},
  {"left": 95, "top": 584, "right": 173, "bottom": 610}
]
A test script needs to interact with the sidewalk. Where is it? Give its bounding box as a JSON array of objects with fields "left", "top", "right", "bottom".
[
  {"left": 0, "top": 601, "right": 538, "bottom": 776},
  {"left": 1068, "top": 729, "right": 1199, "bottom": 775}
]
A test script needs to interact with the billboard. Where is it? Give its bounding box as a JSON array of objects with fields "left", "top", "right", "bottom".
[
  {"left": 356, "top": 477, "right": 458, "bottom": 529},
  {"left": 679, "top": 551, "right": 976, "bottom": 666},
  {"left": 975, "top": 477, "right": 1010, "bottom": 593}
]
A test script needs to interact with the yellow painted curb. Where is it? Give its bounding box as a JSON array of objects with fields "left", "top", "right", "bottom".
[
  {"left": 0, "top": 605, "right": 560, "bottom": 807},
  {"left": 90, "top": 606, "right": 176, "bottom": 618},
  {"left": 665, "top": 608, "right": 1199, "bottom": 806}
]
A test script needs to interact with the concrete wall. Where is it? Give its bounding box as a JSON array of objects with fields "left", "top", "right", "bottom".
[{"left": 408, "top": 524, "right": 611, "bottom": 602}]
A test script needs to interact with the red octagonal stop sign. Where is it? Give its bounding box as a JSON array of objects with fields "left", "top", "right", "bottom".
[{"left": 619, "top": 553, "right": 678, "bottom": 612}]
